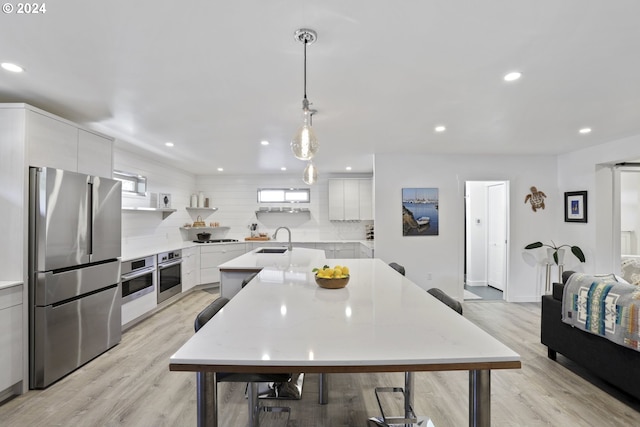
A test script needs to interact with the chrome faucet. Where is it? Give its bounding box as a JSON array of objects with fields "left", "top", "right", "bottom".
[{"left": 272, "top": 226, "right": 292, "bottom": 251}]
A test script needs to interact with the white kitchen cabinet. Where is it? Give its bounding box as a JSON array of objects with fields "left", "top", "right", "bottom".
[
  {"left": 0, "top": 284, "right": 23, "bottom": 393},
  {"left": 359, "top": 243, "right": 374, "bottom": 259},
  {"left": 181, "top": 246, "right": 200, "bottom": 291},
  {"left": 77, "top": 129, "right": 113, "bottom": 177},
  {"left": 26, "top": 109, "right": 78, "bottom": 171},
  {"left": 334, "top": 243, "right": 357, "bottom": 259},
  {"left": 328, "top": 178, "right": 373, "bottom": 221},
  {"left": 200, "top": 243, "right": 246, "bottom": 284},
  {"left": 22, "top": 106, "right": 114, "bottom": 177}
]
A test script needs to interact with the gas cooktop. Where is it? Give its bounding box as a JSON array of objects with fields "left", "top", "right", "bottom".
[{"left": 193, "top": 239, "right": 239, "bottom": 243}]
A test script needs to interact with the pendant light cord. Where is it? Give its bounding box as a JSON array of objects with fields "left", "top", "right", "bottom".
[{"left": 303, "top": 39, "right": 308, "bottom": 102}]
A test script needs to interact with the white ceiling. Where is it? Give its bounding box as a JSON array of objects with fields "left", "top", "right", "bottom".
[{"left": 2, "top": 1, "right": 640, "bottom": 177}]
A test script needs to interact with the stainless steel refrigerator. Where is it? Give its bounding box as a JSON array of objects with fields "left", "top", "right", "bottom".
[{"left": 29, "top": 166, "right": 122, "bottom": 389}]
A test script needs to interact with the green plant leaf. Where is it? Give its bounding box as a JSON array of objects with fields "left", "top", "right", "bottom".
[
  {"left": 525, "top": 242, "right": 543, "bottom": 249},
  {"left": 571, "top": 246, "right": 586, "bottom": 262}
]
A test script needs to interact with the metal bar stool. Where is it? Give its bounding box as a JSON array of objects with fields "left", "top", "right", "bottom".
[{"left": 194, "top": 297, "right": 291, "bottom": 427}]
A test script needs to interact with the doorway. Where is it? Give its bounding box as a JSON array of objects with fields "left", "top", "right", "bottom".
[{"left": 464, "top": 181, "right": 509, "bottom": 301}]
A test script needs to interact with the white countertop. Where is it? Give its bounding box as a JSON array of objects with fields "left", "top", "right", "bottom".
[
  {"left": 0, "top": 280, "right": 22, "bottom": 290},
  {"left": 218, "top": 247, "right": 326, "bottom": 271},
  {"left": 171, "top": 258, "right": 520, "bottom": 371},
  {"left": 122, "top": 240, "right": 373, "bottom": 262}
]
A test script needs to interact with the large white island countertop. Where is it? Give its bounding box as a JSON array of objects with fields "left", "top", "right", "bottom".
[
  {"left": 171, "top": 258, "right": 520, "bottom": 427},
  {"left": 218, "top": 247, "right": 326, "bottom": 271}
]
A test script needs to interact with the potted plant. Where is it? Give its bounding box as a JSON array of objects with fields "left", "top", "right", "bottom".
[{"left": 524, "top": 241, "right": 586, "bottom": 265}]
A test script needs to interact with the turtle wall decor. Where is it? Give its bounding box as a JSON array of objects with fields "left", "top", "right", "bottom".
[{"left": 524, "top": 186, "right": 546, "bottom": 212}]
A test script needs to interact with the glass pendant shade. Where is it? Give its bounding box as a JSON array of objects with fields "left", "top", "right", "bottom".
[
  {"left": 303, "top": 162, "right": 318, "bottom": 185},
  {"left": 291, "top": 111, "right": 318, "bottom": 160}
]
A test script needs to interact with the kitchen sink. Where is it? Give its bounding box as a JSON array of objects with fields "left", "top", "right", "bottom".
[{"left": 255, "top": 248, "right": 287, "bottom": 254}]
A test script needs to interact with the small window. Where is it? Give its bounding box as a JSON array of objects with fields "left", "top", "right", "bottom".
[
  {"left": 114, "top": 170, "right": 147, "bottom": 196},
  {"left": 258, "top": 188, "right": 310, "bottom": 203}
]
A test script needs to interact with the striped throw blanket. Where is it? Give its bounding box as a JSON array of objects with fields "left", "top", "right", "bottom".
[{"left": 562, "top": 273, "right": 640, "bottom": 352}]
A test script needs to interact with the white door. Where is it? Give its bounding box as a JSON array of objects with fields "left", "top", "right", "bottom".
[{"left": 487, "top": 183, "right": 507, "bottom": 291}]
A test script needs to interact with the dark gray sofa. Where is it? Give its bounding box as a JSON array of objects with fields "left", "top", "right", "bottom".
[{"left": 540, "top": 271, "right": 640, "bottom": 400}]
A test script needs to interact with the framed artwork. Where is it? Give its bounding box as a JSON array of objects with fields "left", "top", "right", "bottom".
[
  {"left": 564, "top": 191, "right": 587, "bottom": 223},
  {"left": 402, "top": 188, "right": 439, "bottom": 235},
  {"left": 159, "top": 193, "right": 172, "bottom": 209}
]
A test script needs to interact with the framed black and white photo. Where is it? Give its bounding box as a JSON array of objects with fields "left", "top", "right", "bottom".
[{"left": 564, "top": 191, "right": 587, "bottom": 223}]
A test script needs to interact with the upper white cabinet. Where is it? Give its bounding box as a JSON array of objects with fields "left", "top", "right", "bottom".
[
  {"left": 77, "top": 129, "right": 113, "bottom": 177},
  {"left": 26, "top": 110, "right": 78, "bottom": 171},
  {"left": 328, "top": 178, "right": 373, "bottom": 221},
  {"left": 24, "top": 107, "right": 113, "bottom": 177}
]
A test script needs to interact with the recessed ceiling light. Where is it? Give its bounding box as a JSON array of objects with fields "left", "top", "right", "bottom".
[
  {"left": 165, "top": 142, "right": 174, "bottom": 147},
  {"left": 1, "top": 62, "right": 24, "bottom": 73},
  {"left": 503, "top": 71, "right": 522, "bottom": 82},
  {"left": 261, "top": 140, "right": 269, "bottom": 146},
  {"left": 579, "top": 128, "right": 592, "bottom": 134},
  {"left": 346, "top": 166, "right": 352, "bottom": 171},
  {"left": 217, "top": 167, "right": 224, "bottom": 172},
  {"left": 434, "top": 125, "right": 446, "bottom": 133},
  {"left": 281, "top": 167, "right": 287, "bottom": 171}
]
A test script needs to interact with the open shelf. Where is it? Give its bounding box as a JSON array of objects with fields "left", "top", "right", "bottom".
[
  {"left": 255, "top": 207, "right": 310, "bottom": 217},
  {"left": 122, "top": 207, "right": 176, "bottom": 219},
  {"left": 186, "top": 207, "right": 218, "bottom": 213},
  {"left": 180, "top": 226, "right": 230, "bottom": 231}
]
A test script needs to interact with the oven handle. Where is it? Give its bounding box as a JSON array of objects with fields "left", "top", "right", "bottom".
[
  {"left": 158, "top": 258, "right": 183, "bottom": 270},
  {"left": 121, "top": 266, "right": 157, "bottom": 281}
]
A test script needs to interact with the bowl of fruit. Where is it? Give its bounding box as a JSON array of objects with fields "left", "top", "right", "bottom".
[{"left": 313, "top": 265, "right": 350, "bottom": 289}]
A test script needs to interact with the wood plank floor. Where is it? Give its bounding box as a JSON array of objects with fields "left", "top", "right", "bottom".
[{"left": 1, "top": 290, "right": 639, "bottom": 426}]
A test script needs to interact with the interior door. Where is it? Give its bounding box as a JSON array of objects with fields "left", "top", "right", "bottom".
[{"left": 487, "top": 183, "right": 507, "bottom": 291}]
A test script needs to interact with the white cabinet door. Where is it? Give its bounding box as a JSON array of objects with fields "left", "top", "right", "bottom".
[
  {"left": 181, "top": 246, "right": 200, "bottom": 291},
  {"left": 0, "top": 285, "right": 23, "bottom": 391},
  {"left": 343, "top": 180, "right": 360, "bottom": 220},
  {"left": 328, "top": 178, "right": 373, "bottom": 221},
  {"left": 328, "top": 179, "right": 344, "bottom": 220},
  {"left": 334, "top": 243, "right": 356, "bottom": 259},
  {"left": 359, "top": 179, "right": 373, "bottom": 221},
  {"left": 26, "top": 110, "right": 78, "bottom": 170},
  {"left": 78, "top": 129, "right": 113, "bottom": 177},
  {"left": 201, "top": 244, "right": 246, "bottom": 284}
]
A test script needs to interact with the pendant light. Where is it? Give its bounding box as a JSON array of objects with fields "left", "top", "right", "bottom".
[
  {"left": 303, "top": 161, "right": 318, "bottom": 185},
  {"left": 291, "top": 29, "right": 319, "bottom": 161}
]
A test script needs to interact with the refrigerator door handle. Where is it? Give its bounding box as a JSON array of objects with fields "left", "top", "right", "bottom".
[{"left": 87, "top": 180, "right": 94, "bottom": 256}]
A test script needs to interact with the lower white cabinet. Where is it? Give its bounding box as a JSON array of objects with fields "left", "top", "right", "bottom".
[
  {"left": 0, "top": 284, "right": 23, "bottom": 392},
  {"left": 181, "top": 246, "right": 200, "bottom": 291},
  {"left": 200, "top": 243, "right": 246, "bottom": 284}
]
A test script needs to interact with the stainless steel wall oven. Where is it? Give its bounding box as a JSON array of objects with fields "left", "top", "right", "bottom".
[
  {"left": 121, "top": 255, "right": 156, "bottom": 303},
  {"left": 157, "top": 249, "right": 182, "bottom": 303}
]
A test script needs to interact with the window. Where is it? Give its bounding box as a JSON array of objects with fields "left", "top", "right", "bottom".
[
  {"left": 257, "top": 188, "right": 310, "bottom": 203},
  {"left": 114, "top": 170, "right": 147, "bottom": 196}
]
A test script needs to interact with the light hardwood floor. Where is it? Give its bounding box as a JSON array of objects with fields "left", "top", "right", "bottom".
[{"left": 1, "top": 290, "right": 639, "bottom": 426}]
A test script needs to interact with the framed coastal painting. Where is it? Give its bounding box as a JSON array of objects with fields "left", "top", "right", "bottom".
[
  {"left": 402, "top": 188, "right": 439, "bottom": 235},
  {"left": 564, "top": 191, "right": 587, "bottom": 223}
]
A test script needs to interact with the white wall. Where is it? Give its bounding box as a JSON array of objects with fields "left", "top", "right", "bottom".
[
  {"left": 114, "top": 146, "right": 197, "bottom": 258},
  {"left": 195, "top": 173, "right": 373, "bottom": 242},
  {"left": 115, "top": 146, "right": 373, "bottom": 257},
  {"left": 558, "top": 134, "right": 640, "bottom": 273},
  {"left": 374, "top": 153, "right": 558, "bottom": 302}
]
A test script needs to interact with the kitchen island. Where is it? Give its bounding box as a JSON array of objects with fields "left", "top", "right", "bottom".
[
  {"left": 171, "top": 258, "right": 521, "bottom": 427},
  {"left": 218, "top": 247, "right": 326, "bottom": 298}
]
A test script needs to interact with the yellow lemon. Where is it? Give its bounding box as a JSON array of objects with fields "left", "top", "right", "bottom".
[
  {"left": 342, "top": 266, "right": 350, "bottom": 275},
  {"left": 334, "top": 268, "right": 343, "bottom": 277}
]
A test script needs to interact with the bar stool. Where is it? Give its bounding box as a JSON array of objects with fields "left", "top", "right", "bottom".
[{"left": 194, "top": 297, "right": 291, "bottom": 427}]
